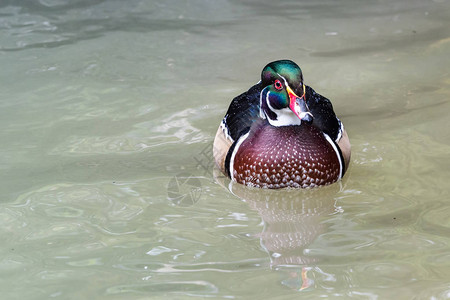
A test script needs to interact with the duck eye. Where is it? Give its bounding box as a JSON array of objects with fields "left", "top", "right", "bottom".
[{"left": 274, "top": 79, "right": 283, "bottom": 90}]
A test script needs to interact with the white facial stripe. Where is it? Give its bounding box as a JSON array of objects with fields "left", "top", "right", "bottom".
[
  {"left": 323, "top": 132, "right": 343, "bottom": 180},
  {"left": 259, "top": 90, "right": 266, "bottom": 119},
  {"left": 266, "top": 91, "right": 274, "bottom": 112},
  {"left": 229, "top": 131, "right": 250, "bottom": 181},
  {"left": 277, "top": 73, "right": 289, "bottom": 88},
  {"left": 265, "top": 90, "right": 271, "bottom": 110}
]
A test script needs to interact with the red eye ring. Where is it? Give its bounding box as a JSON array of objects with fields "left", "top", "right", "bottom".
[{"left": 274, "top": 79, "right": 283, "bottom": 90}]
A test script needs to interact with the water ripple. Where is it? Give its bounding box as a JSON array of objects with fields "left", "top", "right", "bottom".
[
  {"left": 0, "top": 1, "right": 239, "bottom": 52},
  {"left": 105, "top": 280, "right": 218, "bottom": 296}
]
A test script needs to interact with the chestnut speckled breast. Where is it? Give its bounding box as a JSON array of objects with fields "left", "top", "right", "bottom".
[
  {"left": 213, "top": 60, "right": 351, "bottom": 189},
  {"left": 231, "top": 121, "right": 341, "bottom": 188}
]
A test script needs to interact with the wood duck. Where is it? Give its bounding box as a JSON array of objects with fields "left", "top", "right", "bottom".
[{"left": 213, "top": 60, "right": 350, "bottom": 189}]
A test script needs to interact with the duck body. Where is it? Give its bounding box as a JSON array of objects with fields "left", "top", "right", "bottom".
[{"left": 214, "top": 60, "right": 350, "bottom": 189}]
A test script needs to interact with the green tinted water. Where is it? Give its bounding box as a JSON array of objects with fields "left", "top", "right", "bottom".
[{"left": 1, "top": 0, "right": 450, "bottom": 299}]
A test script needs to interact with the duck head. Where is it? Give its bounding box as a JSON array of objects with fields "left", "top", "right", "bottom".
[{"left": 259, "top": 60, "right": 313, "bottom": 127}]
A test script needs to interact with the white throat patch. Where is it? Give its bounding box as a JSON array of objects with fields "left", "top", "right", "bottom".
[{"left": 263, "top": 91, "right": 301, "bottom": 127}]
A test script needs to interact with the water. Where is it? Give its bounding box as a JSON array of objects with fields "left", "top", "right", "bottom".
[{"left": 1, "top": 0, "right": 450, "bottom": 299}]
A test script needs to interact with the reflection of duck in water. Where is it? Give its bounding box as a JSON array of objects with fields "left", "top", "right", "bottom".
[
  {"left": 213, "top": 60, "right": 350, "bottom": 189},
  {"left": 215, "top": 170, "right": 341, "bottom": 290}
]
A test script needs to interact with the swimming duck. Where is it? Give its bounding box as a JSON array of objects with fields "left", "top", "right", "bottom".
[{"left": 213, "top": 60, "right": 350, "bottom": 189}]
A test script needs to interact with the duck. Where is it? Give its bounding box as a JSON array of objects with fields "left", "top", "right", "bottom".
[{"left": 213, "top": 60, "right": 350, "bottom": 189}]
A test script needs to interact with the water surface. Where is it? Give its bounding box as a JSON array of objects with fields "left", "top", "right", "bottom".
[{"left": 1, "top": 0, "right": 450, "bottom": 299}]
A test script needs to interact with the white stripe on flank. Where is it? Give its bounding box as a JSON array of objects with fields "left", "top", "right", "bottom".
[
  {"left": 220, "top": 118, "right": 234, "bottom": 142},
  {"left": 323, "top": 132, "right": 343, "bottom": 180},
  {"left": 229, "top": 131, "right": 250, "bottom": 181},
  {"left": 335, "top": 119, "right": 344, "bottom": 143}
]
